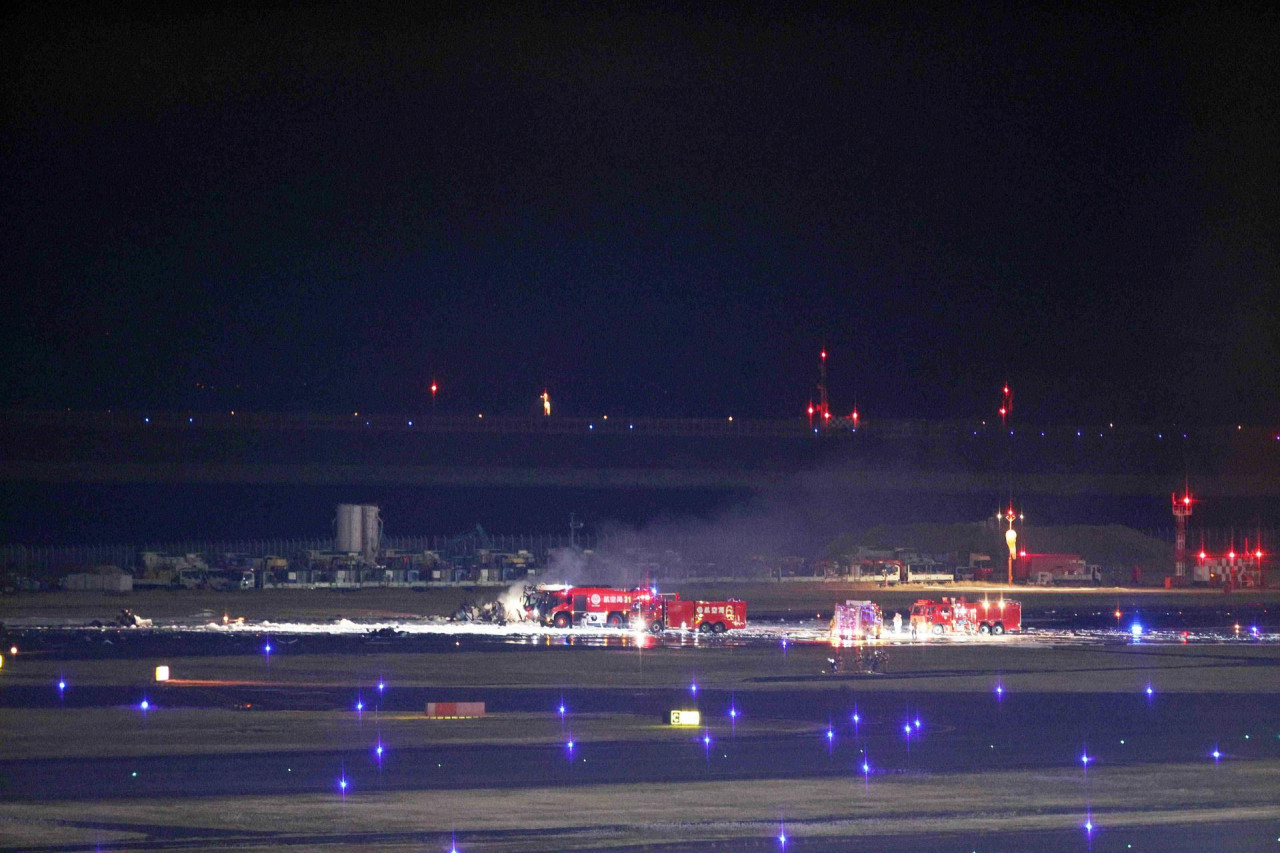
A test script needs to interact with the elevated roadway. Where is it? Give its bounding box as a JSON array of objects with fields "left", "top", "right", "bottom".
[{"left": 2, "top": 410, "right": 1276, "bottom": 498}]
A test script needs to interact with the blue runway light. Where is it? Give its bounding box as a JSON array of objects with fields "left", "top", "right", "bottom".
[
  {"left": 377, "top": 681, "right": 385, "bottom": 693},
  {"left": 1130, "top": 622, "right": 1143, "bottom": 638},
  {"left": 1212, "top": 747, "right": 1221, "bottom": 761},
  {"left": 1145, "top": 683, "right": 1154, "bottom": 697},
  {"left": 139, "top": 699, "right": 150, "bottom": 711},
  {"left": 1081, "top": 752, "right": 1090, "bottom": 766},
  {"left": 914, "top": 718, "right": 921, "bottom": 729},
  {"left": 356, "top": 699, "right": 364, "bottom": 712}
]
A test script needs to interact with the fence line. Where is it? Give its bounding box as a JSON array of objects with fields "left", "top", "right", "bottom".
[
  {"left": 4, "top": 526, "right": 1274, "bottom": 581},
  {"left": 0, "top": 532, "right": 599, "bottom": 578}
]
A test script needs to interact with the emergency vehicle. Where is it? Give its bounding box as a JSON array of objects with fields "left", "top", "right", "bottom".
[
  {"left": 632, "top": 590, "right": 747, "bottom": 634},
  {"left": 830, "top": 600, "right": 883, "bottom": 642},
  {"left": 524, "top": 585, "right": 637, "bottom": 628},
  {"left": 909, "top": 597, "right": 1022, "bottom": 636}
]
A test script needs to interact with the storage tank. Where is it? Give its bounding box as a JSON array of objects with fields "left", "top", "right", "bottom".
[
  {"left": 361, "top": 504, "right": 382, "bottom": 561},
  {"left": 336, "top": 503, "right": 363, "bottom": 553}
]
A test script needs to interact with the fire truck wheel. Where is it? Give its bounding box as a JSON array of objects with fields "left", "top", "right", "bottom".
[
  {"left": 992, "top": 623, "right": 1005, "bottom": 635},
  {"left": 553, "top": 612, "right": 571, "bottom": 629},
  {"left": 648, "top": 620, "right": 664, "bottom": 634},
  {"left": 931, "top": 623, "right": 944, "bottom": 635},
  {"left": 978, "top": 623, "right": 991, "bottom": 635},
  {"left": 712, "top": 622, "right": 727, "bottom": 634},
  {"left": 698, "top": 622, "right": 714, "bottom": 634},
  {"left": 606, "top": 612, "right": 623, "bottom": 628}
]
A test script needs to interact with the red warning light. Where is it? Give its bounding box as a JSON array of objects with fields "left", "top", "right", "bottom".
[
  {"left": 1256, "top": 550, "right": 1263, "bottom": 559},
  {"left": 823, "top": 411, "right": 830, "bottom": 420},
  {"left": 1199, "top": 551, "right": 1207, "bottom": 560},
  {"left": 1229, "top": 550, "right": 1236, "bottom": 559},
  {"left": 821, "top": 350, "right": 827, "bottom": 360},
  {"left": 807, "top": 404, "right": 815, "bottom": 416},
  {"left": 999, "top": 407, "right": 1007, "bottom": 417}
]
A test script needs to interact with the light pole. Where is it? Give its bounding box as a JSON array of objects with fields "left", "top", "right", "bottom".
[{"left": 1000, "top": 503, "right": 1022, "bottom": 586}]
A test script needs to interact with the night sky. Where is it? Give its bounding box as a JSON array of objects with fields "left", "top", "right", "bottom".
[{"left": 3, "top": 4, "right": 1277, "bottom": 424}]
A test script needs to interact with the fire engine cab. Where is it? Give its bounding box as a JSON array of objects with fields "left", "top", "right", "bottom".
[{"left": 830, "top": 600, "right": 883, "bottom": 642}]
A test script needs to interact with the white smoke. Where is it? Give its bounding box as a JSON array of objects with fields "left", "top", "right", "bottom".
[
  {"left": 544, "top": 547, "right": 588, "bottom": 584},
  {"left": 496, "top": 581, "right": 531, "bottom": 622}
]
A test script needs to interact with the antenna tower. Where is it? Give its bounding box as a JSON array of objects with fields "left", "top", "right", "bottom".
[{"left": 1172, "top": 484, "right": 1193, "bottom": 578}]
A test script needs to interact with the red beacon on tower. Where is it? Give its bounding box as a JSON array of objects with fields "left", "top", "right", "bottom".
[{"left": 999, "top": 384, "right": 1013, "bottom": 427}]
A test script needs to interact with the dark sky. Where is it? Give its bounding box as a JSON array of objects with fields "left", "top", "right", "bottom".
[{"left": 3, "top": 3, "right": 1277, "bottom": 424}]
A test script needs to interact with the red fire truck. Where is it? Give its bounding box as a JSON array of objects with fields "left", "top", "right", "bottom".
[
  {"left": 524, "top": 585, "right": 638, "bottom": 628},
  {"left": 909, "top": 597, "right": 1022, "bottom": 636},
  {"left": 632, "top": 590, "right": 747, "bottom": 634}
]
